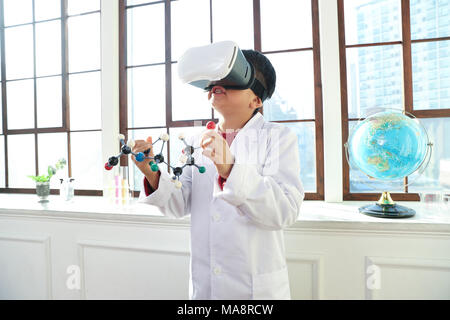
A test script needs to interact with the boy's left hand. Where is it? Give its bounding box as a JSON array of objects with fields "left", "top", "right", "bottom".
[{"left": 200, "top": 130, "right": 235, "bottom": 179}]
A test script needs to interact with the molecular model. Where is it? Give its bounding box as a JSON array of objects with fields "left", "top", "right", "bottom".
[{"left": 105, "top": 121, "right": 217, "bottom": 189}]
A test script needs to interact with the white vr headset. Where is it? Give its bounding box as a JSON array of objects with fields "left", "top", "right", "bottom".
[{"left": 177, "top": 41, "right": 269, "bottom": 101}]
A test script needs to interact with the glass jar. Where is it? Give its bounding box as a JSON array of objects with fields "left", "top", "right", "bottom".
[
  {"left": 59, "top": 178, "right": 75, "bottom": 202},
  {"left": 36, "top": 181, "right": 50, "bottom": 203}
]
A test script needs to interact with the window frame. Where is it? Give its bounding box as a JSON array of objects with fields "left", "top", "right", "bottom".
[
  {"left": 338, "top": 0, "right": 450, "bottom": 201},
  {"left": 119, "top": 0, "right": 325, "bottom": 200},
  {"left": 0, "top": 0, "right": 102, "bottom": 196}
]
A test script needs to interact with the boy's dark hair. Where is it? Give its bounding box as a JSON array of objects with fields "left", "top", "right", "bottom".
[{"left": 242, "top": 50, "right": 276, "bottom": 116}]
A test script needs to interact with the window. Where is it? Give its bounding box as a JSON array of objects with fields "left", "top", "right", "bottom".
[
  {"left": 338, "top": 0, "right": 450, "bottom": 200},
  {"left": 0, "top": 0, "right": 102, "bottom": 195},
  {"left": 120, "top": 0, "right": 325, "bottom": 200}
]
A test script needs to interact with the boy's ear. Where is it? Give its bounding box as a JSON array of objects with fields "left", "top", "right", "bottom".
[{"left": 251, "top": 95, "right": 263, "bottom": 110}]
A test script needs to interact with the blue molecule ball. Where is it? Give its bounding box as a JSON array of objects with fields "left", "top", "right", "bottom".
[{"left": 135, "top": 152, "right": 145, "bottom": 162}]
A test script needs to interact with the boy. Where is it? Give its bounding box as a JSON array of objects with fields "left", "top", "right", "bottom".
[{"left": 132, "top": 49, "right": 304, "bottom": 300}]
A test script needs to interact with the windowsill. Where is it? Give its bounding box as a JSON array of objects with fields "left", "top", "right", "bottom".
[{"left": 0, "top": 194, "right": 449, "bottom": 233}]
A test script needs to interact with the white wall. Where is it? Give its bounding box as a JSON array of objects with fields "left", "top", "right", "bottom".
[
  {"left": 1, "top": 209, "right": 449, "bottom": 299},
  {"left": 319, "top": 0, "right": 344, "bottom": 202},
  {"left": 101, "top": 0, "right": 120, "bottom": 194}
]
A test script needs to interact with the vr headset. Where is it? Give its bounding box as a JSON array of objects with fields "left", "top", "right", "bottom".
[{"left": 177, "top": 41, "right": 269, "bottom": 101}]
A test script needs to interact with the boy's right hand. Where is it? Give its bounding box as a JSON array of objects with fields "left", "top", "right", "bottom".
[{"left": 131, "top": 137, "right": 155, "bottom": 176}]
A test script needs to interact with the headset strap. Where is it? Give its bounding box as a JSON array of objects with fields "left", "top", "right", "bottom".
[{"left": 250, "top": 78, "right": 268, "bottom": 102}]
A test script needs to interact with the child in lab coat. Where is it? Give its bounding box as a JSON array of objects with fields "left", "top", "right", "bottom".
[{"left": 132, "top": 50, "right": 304, "bottom": 300}]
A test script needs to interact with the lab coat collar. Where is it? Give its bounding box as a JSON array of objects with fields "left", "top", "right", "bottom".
[
  {"left": 215, "top": 112, "right": 264, "bottom": 138},
  {"left": 202, "top": 113, "right": 264, "bottom": 181},
  {"left": 215, "top": 112, "right": 265, "bottom": 159}
]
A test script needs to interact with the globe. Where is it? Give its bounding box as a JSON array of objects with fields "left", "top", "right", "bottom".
[
  {"left": 348, "top": 110, "right": 429, "bottom": 181},
  {"left": 345, "top": 109, "right": 432, "bottom": 218}
]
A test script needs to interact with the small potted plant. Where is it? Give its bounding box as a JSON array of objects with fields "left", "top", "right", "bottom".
[{"left": 28, "top": 158, "right": 67, "bottom": 202}]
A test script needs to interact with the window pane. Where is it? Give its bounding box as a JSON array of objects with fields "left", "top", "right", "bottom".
[
  {"left": 412, "top": 40, "right": 450, "bottom": 111},
  {"left": 282, "top": 122, "right": 316, "bottom": 193},
  {"left": 172, "top": 63, "right": 212, "bottom": 121},
  {"left": 128, "top": 66, "right": 166, "bottom": 128},
  {"left": 7, "top": 79, "right": 34, "bottom": 130},
  {"left": 128, "top": 128, "right": 168, "bottom": 192},
  {"left": 347, "top": 121, "right": 405, "bottom": 193},
  {"left": 127, "top": 0, "right": 161, "bottom": 6},
  {"left": 68, "top": 13, "right": 101, "bottom": 73},
  {"left": 346, "top": 45, "right": 403, "bottom": 119},
  {"left": 3, "top": 0, "right": 33, "bottom": 27},
  {"left": 0, "top": 136, "right": 5, "bottom": 187},
  {"left": 411, "top": 0, "right": 450, "bottom": 40},
  {"left": 69, "top": 72, "right": 101, "bottom": 130},
  {"left": 409, "top": 117, "right": 450, "bottom": 192},
  {"left": 7, "top": 134, "right": 35, "bottom": 188},
  {"left": 35, "top": 0, "right": 61, "bottom": 21},
  {"left": 212, "top": 0, "right": 254, "bottom": 49},
  {"left": 264, "top": 51, "right": 314, "bottom": 121},
  {"left": 38, "top": 133, "right": 68, "bottom": 189},
  {"left": 35, "top": 20, "right": 62, "bottom": 77},
  {"left": 4, "top": 25, "right": 34, "bottom": 80},
  {"left": 37, "top": 76, "right": 62, "bottom": 128},
  {"left": 71, "top": 131, "right": 103, "bottom": 190},
  {"left": 261, "top": 0, "right": 312, "bottom": 51},
  {"left": 171, "top": 0, "right": 210, "bottom": 61},
  {"left": 344, "top": 0, "right": 401, "bottom": 46},
  {"left": 127, "top": 4, "right": 165, "bottom": 66},
  {"left": 67, "top": 0, "right": 100, "bottom": 15}
]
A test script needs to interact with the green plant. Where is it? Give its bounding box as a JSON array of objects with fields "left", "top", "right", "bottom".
[{"left": 28, "top": 158, "right": 67, "bottom": 183}]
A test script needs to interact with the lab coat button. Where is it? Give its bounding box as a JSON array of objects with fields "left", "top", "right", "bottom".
[
  {"left": 213, "top": 266, "right": 222, "bottom": 275},
  {"left": 213, "top": 212, "right": 221, "bottom": 222}
]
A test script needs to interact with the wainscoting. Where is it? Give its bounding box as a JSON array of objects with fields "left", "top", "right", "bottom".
[{"left": 0, "top": 197, "right": 449, "bottom": 300}]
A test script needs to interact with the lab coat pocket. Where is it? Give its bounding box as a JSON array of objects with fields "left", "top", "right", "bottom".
[{"left": 252, "top": 266, "right": 291, "bottom": 300}]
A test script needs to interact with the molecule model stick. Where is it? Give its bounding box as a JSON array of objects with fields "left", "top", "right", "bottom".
[
  {"left": 105, "top": 121, "right": 216, "bottom": 190},
  {"left": 104, "top": 133, "right": 169, "bottom": 171},
  {"left": 169, "top": 121, "right": 216, "bottom": 189}
]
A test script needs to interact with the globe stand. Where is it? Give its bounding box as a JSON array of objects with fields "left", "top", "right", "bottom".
[{"left": 359, "top": 192, "right": 415, "bottom": 218}]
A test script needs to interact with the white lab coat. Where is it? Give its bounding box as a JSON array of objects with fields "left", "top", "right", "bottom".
[{"left": 138, "top": 112, "right": 305, "bottom": 300}]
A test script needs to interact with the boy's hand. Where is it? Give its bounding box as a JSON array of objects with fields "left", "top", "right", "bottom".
[
  {"left": 200, "top": 130, "right": 235, "bottom": 179},
  {"left": 131, "top": 137, "right": 154, "bottom": 176}
]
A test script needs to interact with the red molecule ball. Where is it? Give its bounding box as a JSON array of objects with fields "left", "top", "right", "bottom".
[
  {"left": 206, "top": 121, "right": 216, "bottom": 130},
  {"left": 105, "top": 163, "right": 113, "bottom": 171}
]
